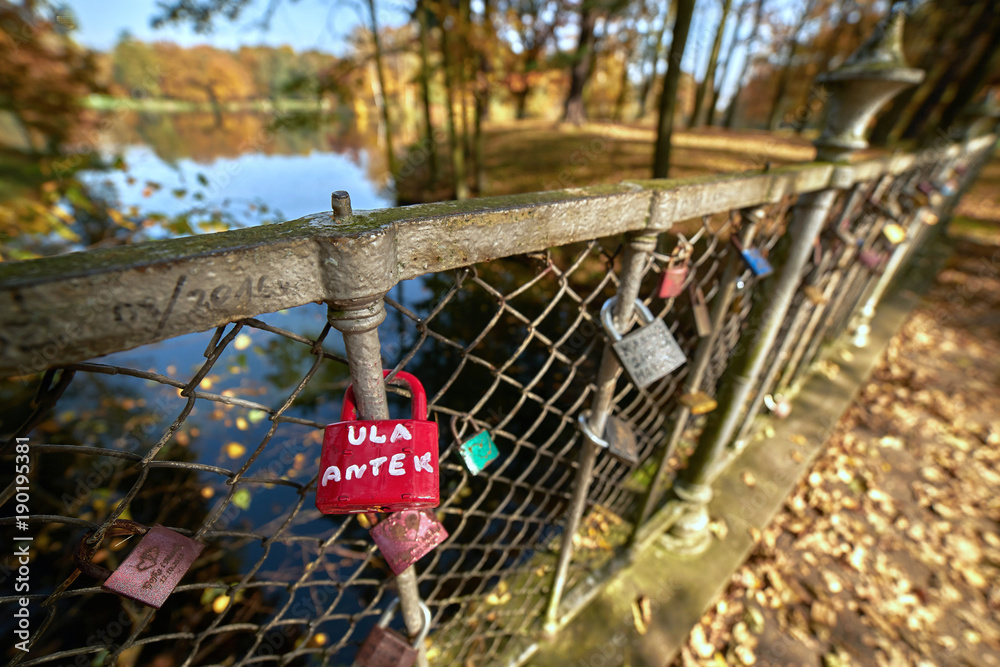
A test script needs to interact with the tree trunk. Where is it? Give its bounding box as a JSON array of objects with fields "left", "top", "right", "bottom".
[
  {"left": 417, "top": 1, "right": 438, "bottom": 187},
  {"left": 653, "top": 0, "right": 696, "bottom": 178},
  {"left": 689, "top": 0, "right": 734, "bottom": 129},
  {"left": 473, "top": 0, "right": 493, "bottom": 194},
  {"left": 367, "top": 0, "right": 396, "bottom": 176},
  {"left": 766, "top": 0, "right": 817, "bottom": 131},
  {"left": 933, "top": 19, "right": 1000, "bottom": 138},
  {"left": 723, "top": 0, "right": 765, "bottom": 129},
  {"left": 613, "top": 49, "right": 631, "bottom": 122},
  {"left": 637, "top": 5, "right": 671, "bottom": 120},
  {"left": 869, "top": 4, "right": 964, "bottom": 146},
  {"left": 514, "top": 86, "right": 531, "bottom": 119},
  {"left": 457, "top": 0, "right": 472, "bottom": 162},
  {"left": 900, "top": 8, "right": 997, "bottom": 142},
  {"left": 790, "top": 0, "right": 853, "bottom": 134},
  {"left": 707, "top": 0, "right": 746, "bottom": 126},
  {"left": 440, "top": 22, "right": 469, "bottom": 199},
  {"left": 562, "top": 4, "right": 598, "bottom": 125}
]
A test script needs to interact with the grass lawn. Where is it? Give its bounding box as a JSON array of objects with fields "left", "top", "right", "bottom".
[{"left": 397, "top": 120, "right": 999, "bottom": 244}]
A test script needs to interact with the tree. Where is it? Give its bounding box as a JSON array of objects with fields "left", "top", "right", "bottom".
[
  {"left": 496, "top": 0, "right": 562, "bottom": 119},
  {"left": 723, "top": 0, "right": 766, "bottom": 128},
  {"left": 689, "top": 0, "right": 735, "bottom": 128},
  {"left": 366, "top": 0, "right": 398, "bottom": 176},
  {"left": 653, "top": 0, "right": 696, "bottom": 178},
  {"left": 562, "top": 0, "right": 599, "bottom": 125},
  {"left": 900, "top": 2, "right": 1000, "bottom": 141},
  {"left": 416, "top": 0, "right": 439, "bottom": 186},
  {"left": 765, "top": 0, "right": 821, "bottom": 130},
  {"left": 0, "top": 4, "right": 100, "bottom": 154},
  {"left": 707, "top": 0, "right": 748, "bottom": 126},
  {"left": 636, "top": 1, "right": 672, "bottom": 120}
]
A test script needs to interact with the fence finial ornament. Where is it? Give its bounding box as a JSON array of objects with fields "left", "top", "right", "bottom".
[{"left": 813, "top": 8, "right": 924, "bottom": 161}]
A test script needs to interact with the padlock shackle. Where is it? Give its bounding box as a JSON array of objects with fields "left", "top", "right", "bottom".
[
  {"left": 600, "top": 296, "right": 655, "bottom": 343},
  {"left": 376, "top": 597, "right": 433, "bottom": 647},
  {"left": 73, "top": 519, "right": 150, "bottom": 581},
  {"left": 577, "top": 411, "right": 609, "bottom": 449},
  {"left": 340, "top": 370, "right": 427, "bottom": 422}
]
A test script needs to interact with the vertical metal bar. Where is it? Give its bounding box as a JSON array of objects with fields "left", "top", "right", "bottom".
[
  {"left": 628, "top": 216, "right": 761, "bottom": 547},
  {"left": 325, "top": 190, "right": 429, "bottom": 667},
  {"left": 777, "top": 184, "right": 866, "bottom": 392},
  {"left": 328, "top": 301, "right": 430, "bottom": 667},
  {"left": 543, "top": 232, "right": 656, "bottom": 635},
  {"left": 679, "top": 187, "right": 839, "bottom": 488}
]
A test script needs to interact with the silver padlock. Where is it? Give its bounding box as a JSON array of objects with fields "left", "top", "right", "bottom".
[
  {"left": 578, "top": 410, "right": 639, "bottom": 465},
  {"left": 353, "top": 598, "right": 432, "bottom": 667},
  {"left": 601, "top": 297, "right": 686, "bottom": 389}
]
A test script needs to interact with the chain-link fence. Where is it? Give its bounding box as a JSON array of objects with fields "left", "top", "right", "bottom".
[{"left": 1, "top": 134, "right": 993, "bottom": 667}]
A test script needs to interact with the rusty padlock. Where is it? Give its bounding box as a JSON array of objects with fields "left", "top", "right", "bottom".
[
  {"left": 317, "top": 371, "right": 439, "bottom": 515},
  {"left": 370, "top": 509, "right": 448, "bottom": 575},
  {"left": 578, "top": 409, "right": 639, "bottom": 465},
  {"left": 690, "top": 284, "right": 712, "bottom": 338},
  {"left": 658, "top": 237, "right": 692, "bottom": 299},
  {"left": 74, "top": 520, "right": 204, "bottom": 609},
  {"left": 679, "top": 390, "right": 717, "bottom": 415},
  {"left": 353, "top": 598, "right": 432, "bottom": 667}
]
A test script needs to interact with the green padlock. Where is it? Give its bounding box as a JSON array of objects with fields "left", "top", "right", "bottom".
[{"left": 452, "top": 416, "right": 499, "bottom": 475}]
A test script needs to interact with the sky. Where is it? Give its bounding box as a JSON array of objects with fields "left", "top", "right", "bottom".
[{"left": 63, "top": 0, "right": 411, "bottom": 54}]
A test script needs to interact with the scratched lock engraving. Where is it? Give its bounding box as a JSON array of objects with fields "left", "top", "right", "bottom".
[
  {"left": 102, "top": 526, "right": 204, "bottom": 609},
  {"left": 458, "top": 430, "right": 499, "bottom": 476},
  {"left": 602, "top": 297, "right": 686, "bottom": 389},
  {"left": 612, "top": 320, "right": 685, "bottom": 389},
  {"left": 370, "top": 509, "right": 448, "bottom": 575}
]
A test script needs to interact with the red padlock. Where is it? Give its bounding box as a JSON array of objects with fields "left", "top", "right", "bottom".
[
  {"left": 316, "top": 371, "right": 439, "bottom": 514},
  {"left": 658, "top": 237, "right": 692, "bottom": 300}
]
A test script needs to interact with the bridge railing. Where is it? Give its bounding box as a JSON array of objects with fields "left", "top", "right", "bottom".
[{"left": 1, "top": 11, "right": 996, "bottom": 667}]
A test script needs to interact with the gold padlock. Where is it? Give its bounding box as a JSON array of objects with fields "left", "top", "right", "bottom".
[
  {"left": 882, "top": 223, "right": 906, "bottom": 244},
  {"left": 803, "top": 285, "right": 827, "bottom": 305},
  {"left": 920, "top": 209, "right": 939, "bottom": 225},
  {"left": 679, "top": 390, "right": 718, "bottom": 415}
]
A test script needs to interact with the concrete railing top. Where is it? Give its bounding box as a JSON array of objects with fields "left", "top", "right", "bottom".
[{"left": 0, "top": 134, "right": 992, "bottom": 379}]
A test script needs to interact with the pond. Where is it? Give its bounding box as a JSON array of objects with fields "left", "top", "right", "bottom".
[{"left": 78, "top": 110, "right": 396, "bottom": 230}]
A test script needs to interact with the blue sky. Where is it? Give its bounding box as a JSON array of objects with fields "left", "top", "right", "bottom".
[{"left": 64, "top": 0, "right": 411, "bottom": 53}]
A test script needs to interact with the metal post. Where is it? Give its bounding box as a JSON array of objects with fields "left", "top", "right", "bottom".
[
  {"left": 776, "top": 184, "right": 866, "bottom": 393},
  {"left": 543, "top": 232, "right": 656, "bottom": 636},
  {"left": 660, "top": 8, "right": 924, "bottom": 554},
  {"left": 627, "top": 213, "right": 762, "bottom": 551},
  {"left": 325, "top": 191, "right": 429, "bottom": 667}
]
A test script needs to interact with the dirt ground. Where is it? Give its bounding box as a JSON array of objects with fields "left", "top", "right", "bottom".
[{"left": 668, "top": 236, "right": 1000, "bottom": 667}]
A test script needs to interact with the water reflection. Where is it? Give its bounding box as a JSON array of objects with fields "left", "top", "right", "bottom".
[{"left": 80, "top": 111, "right": 395, "bottom": 227}]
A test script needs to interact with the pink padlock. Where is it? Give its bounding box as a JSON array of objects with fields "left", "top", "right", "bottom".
[{"left": 370, "top": 509, "right": 448, "bottom": 575}]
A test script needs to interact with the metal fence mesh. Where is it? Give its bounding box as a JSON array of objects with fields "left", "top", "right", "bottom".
[{"left": 0, "top": 143, "right": 985, "bottom": 667}]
